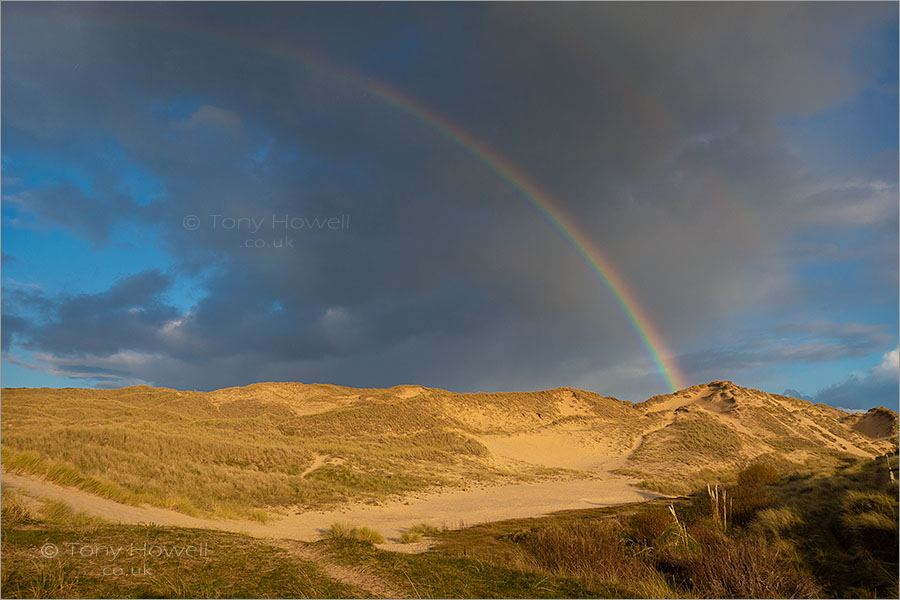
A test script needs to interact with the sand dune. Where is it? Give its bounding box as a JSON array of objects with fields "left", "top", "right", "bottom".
[{"left": 2, "top": 380, "right": 895, "bottom": 531}]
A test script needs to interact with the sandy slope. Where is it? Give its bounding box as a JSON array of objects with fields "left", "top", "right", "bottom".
[
  {"left": 849, "top": 407, "right": 900, "bottom": 439},
  {"left": 3, "top": 380, "right": 894, "bottom": 541},
  {"left": 2, "top": 471, "right": 656, "bottom": 542}
]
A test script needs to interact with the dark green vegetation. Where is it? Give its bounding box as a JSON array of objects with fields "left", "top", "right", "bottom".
[
  {"left": 3, "top": 455, "right": 897, "bottom": 598},
  {"left": 773, "top": 454, "right": 899, "bottom": 598}
]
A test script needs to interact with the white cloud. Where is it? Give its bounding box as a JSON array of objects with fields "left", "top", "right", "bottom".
[{"left": 873, "top": 347, "right": 899, "bottom": 378}]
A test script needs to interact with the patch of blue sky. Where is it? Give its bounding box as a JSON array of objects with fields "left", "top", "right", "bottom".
[
  {"left": 0, "top": 359, "right": 100, "bottom": 389},
  {"left": 1, "top": 223, "right": 170, "bottom": 298}
]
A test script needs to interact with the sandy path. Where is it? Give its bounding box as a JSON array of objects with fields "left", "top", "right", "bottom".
[
  {"left": 2, "top": 471, "right": 656, "bottom": 541},
  {"left": 300, "top": 453, "right": 329, "bottom": 478},
  {"left": 269, "top": 539, "right": 409, "bottom": 598}
]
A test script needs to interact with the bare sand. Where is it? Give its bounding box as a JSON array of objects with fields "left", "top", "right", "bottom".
[{"left": 3, "top": 471, "right": 656, "bottom": 542}]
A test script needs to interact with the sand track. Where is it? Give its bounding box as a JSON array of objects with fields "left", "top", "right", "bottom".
[
  {"left": 268, "top": 539, "right": 408, "bottom": 598},
  {"left": 2, "top": 471, "right": 656, "bottom": 542}
]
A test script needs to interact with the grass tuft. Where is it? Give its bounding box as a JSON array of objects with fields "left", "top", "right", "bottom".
[
  {"left": 400, "top": 531, "right": 422, "bottom": 543},
  {"left": 408, "top": 521, "right": 441, "bottom": 536},
  {"left": 323, "top": 521, "right": 384, "bottom": 544},
  {"left": 1, "top": 490, "right": 34, "bottom": 528},
  {"left": 355, "top": 526, "right": 385, "bottom": 544}
]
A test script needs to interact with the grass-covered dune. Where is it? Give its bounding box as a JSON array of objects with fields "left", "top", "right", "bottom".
[{"left": 1, "top": 381, "right": 896, "bottom": 519}]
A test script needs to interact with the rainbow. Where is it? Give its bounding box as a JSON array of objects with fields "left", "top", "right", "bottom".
[
  {"left": 21, "top": 11, "right": 689, "bottom": 392},
  {"left": 287, "top": 49, "right": 686, "bottom": 392}
]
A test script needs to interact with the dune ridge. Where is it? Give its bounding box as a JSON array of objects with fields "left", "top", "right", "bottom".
[{"left": 2, "top": 380, "right": 896, "bottom": 518}]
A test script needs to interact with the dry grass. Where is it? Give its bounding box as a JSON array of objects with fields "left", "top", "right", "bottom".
[
  {"left": 838, "top": 489, "right": 899, "bottom": 561},
  {"left": 1, "top": 504, "right": 361, "bottom": 599},
  {"left": 1, "top": 489, "right": 34, "bottom": 529},
  {"left": 750, "top": 507, "right": 803, "bottom": 540},
  {"left": 3, "top": 382, "right": 893, "bottom": 521},
  {"left": 675, "top": 536, "right": 822, "bottom": 598},
  {"left": 507, "top": 460, "right": 893, "bottom": 598},
  {"left": 625, "top": 413, "right": 746, "bottom": 494},
  {"left": 355, "top": 526, "right": 386, "bottom": 544},
  {"left": 627, "top": 505, "right": 671, "bottom": 546},
  {"left": 1, "top": 558, "right": 82, "bottom": 599},
  {"left": 325, "top": 521, "right": 357, "bottom": 540},
  {"left": 0, "top": 386, "right": 513, "bottom": 518},
  {"left": 515, "top": 519, "right": 674, "bottom": 597}
]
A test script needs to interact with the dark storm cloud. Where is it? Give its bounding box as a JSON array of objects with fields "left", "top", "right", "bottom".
[
  {"left": 806, "top": 348, "right": 899, "bottom": 411},
  {"left": 2, "top": 2, "right": 896, "bottom": 399},
  {"left": 7, "top": 183, "right": 139, "bottom": 244},
  {"left": 677, "top": 321, "right": 895, "bottom": 374},
  {"left": 783, "top": 389, "right": 814, "bottom": 403},
  {"left": 812, "top": 375, "right": 898, "bottom": 412},
  {"left": 1, "top": 314, "right": 27, "bottom": 352},
  {"left": 14, "top": 270, "right": 177, "bottom": 356}
]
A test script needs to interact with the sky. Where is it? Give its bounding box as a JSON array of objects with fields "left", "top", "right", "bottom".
[{"left": 2, "top": 2, "right": 897, "bottom": 410}]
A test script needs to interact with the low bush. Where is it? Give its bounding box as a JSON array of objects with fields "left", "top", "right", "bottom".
[
  {"left": 738, "top": 462, "right": 781, "bottom": 488},
  {"left": 627, "top": 505, "right": 671, "bottom": 546},
  {"left": 520, "top": 520, "right": 655, "bottom": 581},
  {"left": 727, "top": 464, "right": 781, "bottom": 526}
]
